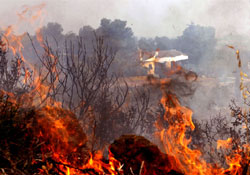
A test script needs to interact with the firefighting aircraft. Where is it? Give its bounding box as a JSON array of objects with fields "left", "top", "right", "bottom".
[{"left": 138, "top": 49, "right": 188, "bottom": 75}]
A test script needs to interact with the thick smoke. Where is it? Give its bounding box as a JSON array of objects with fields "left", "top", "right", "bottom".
[
  {"left": 2, "top": 0, "right": 250, "bottom": 120},
  {"left": 14, "top": 17, "right": 249, "bottom": 120},
  {"left": 1, "top": 0, "right": 250, "bottom": 39}
]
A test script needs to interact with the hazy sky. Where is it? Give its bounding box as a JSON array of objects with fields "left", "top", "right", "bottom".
[{"left": 0, "top": 0, "right": 250, "bottom": 38}]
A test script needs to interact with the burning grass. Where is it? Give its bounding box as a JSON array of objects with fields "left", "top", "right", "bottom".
[
  {"left": 1, "top": 4, "right": 250, "bottom": 174},
  {"left": 1, "top": 83, "right": 249, "bottom": 174},
  {"left": 0, "top": 93, "right": 125, "bottom": 175},
  {"left": 0, "top": 92, "right": 182, "bottom": 174},
  {"left": 0, "top": 36, "right": 249, "bottom": 174}
]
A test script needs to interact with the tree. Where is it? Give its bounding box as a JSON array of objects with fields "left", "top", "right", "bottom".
[
  {"left": 79, "top": 25, "right": 95, "bottom": 39},
  {"left": 0, "top": 36, "right": 33, "bottom": 95},
  {"left": 29, "top": 33, "right": 154, "bottom": 151},
  {"left": 155, "top": 36, "right": 177, "bottom": 50},
  {"left": 78, "top": 25, "right": 95, "bottom": 52},
  {"left": 176, "top": 23, "right": 217, "bottom": 65},
  {"left": 40, "top": 22, "right": 64, "bottom": 47},
  {"left": 138, "top": 37, "right": 156, "bottom": 51},
  {"left": 96, "top": 18, "right": 136, "bottom": 52}
]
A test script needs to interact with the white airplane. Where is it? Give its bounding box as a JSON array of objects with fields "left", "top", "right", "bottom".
[{"left": 139, "top": 49, "right": 188, "bottom": 75}]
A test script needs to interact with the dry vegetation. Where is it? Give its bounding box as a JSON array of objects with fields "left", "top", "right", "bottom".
[{"left": 0, "top": 32, "right": 250, "bottom": 175}]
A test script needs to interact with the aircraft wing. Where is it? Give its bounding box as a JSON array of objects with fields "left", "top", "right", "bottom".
[{"left": 157, "top": 55, "right": 188, "bottom": 63}]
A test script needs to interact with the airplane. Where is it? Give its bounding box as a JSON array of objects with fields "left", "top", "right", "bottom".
[{"left": 138, "top": 49, "right": 188, "bottom": 76}]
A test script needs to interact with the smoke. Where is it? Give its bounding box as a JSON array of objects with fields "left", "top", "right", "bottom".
[
  {"left": 1, "top": 0, "right": 249, "bottom": 120},
  {"left": 1, "top": 0, "right": 250, "bottom": 39},
  {"left": 204, "top": 0, "right": 250, "bottom": 38},
  {"left": 161, "top": 0, "right": 250, "bottom": 38}
]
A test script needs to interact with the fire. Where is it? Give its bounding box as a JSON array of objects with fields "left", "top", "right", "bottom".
[
  {"left": 157, "top": 92, "right": 217, "bottom": 174},
  {"left": 216, "top": 138, "right": 243, "bottom": 174},
  {"left": 0, "top": 3, "right": 53, "bottom": 108},
  {"left": 222, "top": 154, "right": 242, "bottom": 175},
  {"left": 1, "top": 2, "right": 250, "bottom": 175},
  {"left": 2, "top": 3, "right": 45, "bottom": 59},
  {"left": 217, "top": 138, "right": 233, "bottom": 150},
  {"left": 34, "top": 106, "right": 123, "bottom": 174},
  {"left": 0, "top": 4, "right": 125, "bottom": 175},
  {"left": 155, "top": 76, "right": 247, "bottom": 174}
]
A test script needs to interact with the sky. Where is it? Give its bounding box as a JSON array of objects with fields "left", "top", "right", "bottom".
[{"left": 0, "top": 0, "right": 250, "bottom": 39}]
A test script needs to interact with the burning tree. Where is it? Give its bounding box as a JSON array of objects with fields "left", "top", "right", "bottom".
[
  {"left": 1, "top": 4, "right": 250, "bottom": 174},
  {"left": 28, "top": 33, "right": 155, "bottom": 150},
  {"left": 0, "top": 31, "right": 158, "bottom": 174},
  {"left": 0, "top": 36, "right": 33, "bottom": 95}
]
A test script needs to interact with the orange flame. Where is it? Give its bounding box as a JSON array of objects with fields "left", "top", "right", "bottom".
[
  {"left": 156, "top": 76, "right": 245, "bottom": 174},
  {"left": 2, "top": 3, "right": 248, "bottom": 175},
  {"left": 217, "top": 138, "right": 233, "bottom": 150},
  {"left": 158, "top": 93, "right": 217, "bottom": 174}
]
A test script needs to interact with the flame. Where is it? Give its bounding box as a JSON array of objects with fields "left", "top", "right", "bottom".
[
  {"left": 155, "top": 72, "right": 246, "bottom": 174},
  {"left": 157, "top": 93, "right": 217, "bottom": 174},
  {"left": 0, "top": 4, "right": 123, "bottom": 174},
  {"left": 217, "top": 138, "right": 233, "bottom": 150},
  {"left": 2, "top": 3, "right": 249, "bottom": 175},
  {"left": 67, "top": 167, "right": 70, "bottom": 175},
  {"left": 0, "top": 3, "right": 51, "bottom": 107},
  {"left": 222, "top": 154, "right": 242, "bottom": 175},
  {"left": 0, "top": 3, "right": 64, "bottom": 108},
  {"left": 2, "top": 3, "right": 45, "bottom": 58},
  {"left": 35, "top": 106, "right": 123, "bottom": 174}
]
